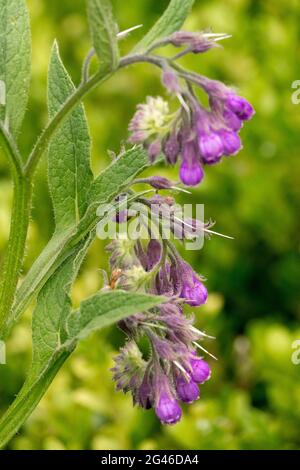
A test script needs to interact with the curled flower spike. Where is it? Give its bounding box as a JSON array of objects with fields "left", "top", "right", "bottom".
[{"left": 128, "top": 28, "right": 255, "bottom": 187}]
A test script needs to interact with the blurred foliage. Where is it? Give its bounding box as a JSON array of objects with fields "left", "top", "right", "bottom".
[{"left": 0, "top": 0, "right": 300, "bottom": 450}]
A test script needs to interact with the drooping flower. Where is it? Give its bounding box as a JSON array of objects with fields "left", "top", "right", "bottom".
[
  {"left": 190, "top": 355, "right": 211, "bottom": 384},
  {"left": 170, "top": 257, "right": 208, "bottom": 307},
  {"left": 176, "top": 377, "right": 200, "bottom": 403},
  {"left": 146, "top": 239, "right": 162, "bottom": 271},
  {"left": 164, "top": 131, "right": 181, "bottom": 164},
  {"left": 225, "top": 94, "right": 255, "bottom": 121},
  {"left": 181, "top": 275, "right": 208, "bottom": 307},
  {"left": 128, "top": 28, "right": 255, "bottom": 187},
  {"left": 162, "top": 67, "right": 180, "bottom": 94}
]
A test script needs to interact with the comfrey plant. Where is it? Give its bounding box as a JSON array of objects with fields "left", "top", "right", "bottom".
[{"left": 0, "top": 0, "right": 254, "bottom": 445}]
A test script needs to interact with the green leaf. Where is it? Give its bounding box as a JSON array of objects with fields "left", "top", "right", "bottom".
[
  {"left": 12, "top": 146, "right": 151, "bottom": 328},
  {"left": 48, "top": 42, "right": 93, "bottom": 231},
  {"left": 133, "top": 0, "right": 195, "bottom": 53},
  {"left": 0, "top": 0, "right": 31, "bottom": 137},
  {"left": 66, "top": 290, "right": 165, "bottom": 343},
  {"left": 0, "top": 237, "right": 90, "bottom": 448},
  {"left": 31, "top": 256, "right": 163, "bottom": 377},
  {"left": 87, "top": 0, "right": 119, "bottom": 71}
]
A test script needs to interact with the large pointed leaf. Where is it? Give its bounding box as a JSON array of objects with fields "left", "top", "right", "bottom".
[
  {"left": 133, "top": 0, "right": 195, "bottom": 53},
  {"left": 0, "top": 0, "right": 31, "bottom": 137},
  {"left": 87, "top": 0, "right": 119, "bottom": 71},
  {"left": 48, "top": 42, "right": 93, "bottom": 231}
]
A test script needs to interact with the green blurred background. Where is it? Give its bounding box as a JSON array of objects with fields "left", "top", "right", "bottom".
[{"left": 0, "top": 0, "right": 300, "bottom": 450}]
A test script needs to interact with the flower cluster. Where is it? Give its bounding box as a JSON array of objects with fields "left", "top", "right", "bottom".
[
  {"left": 107, "top": 190, "right": 213, "bottom": 425},
  {"left": 128, "top": 30, "right": 255, "bottom": 186}
]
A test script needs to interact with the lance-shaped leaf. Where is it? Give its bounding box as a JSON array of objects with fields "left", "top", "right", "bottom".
[
  {"left": 0, "top": 0, "right": 31, "bottom": 137},
  {"left": 48, "top": 42, "right": 93, "bottom": 232},
  {"left": 66, "top": 290, "right": 165, "bottom": 343},
  {"left": 87, "top": 0, "right": 119, "bottom": 71},
  {"left": 87, "top": 146, "right": 149, "bottom": 208},
  {"left": 133, "top": 0, "right": 195, "bottom": 53}
]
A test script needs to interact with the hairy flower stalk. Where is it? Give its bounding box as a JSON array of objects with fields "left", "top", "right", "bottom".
[
  {"left": 128, "top": 30, "right": 255, "bottom": 186},
  {"left": 109, "top": 187, "right": 212, "bottom": 425}
]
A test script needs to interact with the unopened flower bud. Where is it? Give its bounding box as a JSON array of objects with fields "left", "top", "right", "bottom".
[
  {"left": 223, "top": 109, "right": 243, "bottom": 132},
  {"left": 170, "top": 31, "right": 216, "bottom": 54},
  {"left": 142, "top": 176, "right": 174, "bottom": 190},
  {"left": 155, "top": 392, "right": 182, "bottom": 425},
  {"left": 180, "top": 159, "right": 204, "bottom": 186},
  {"left": 118, "top": 265, "right": 148, "bottom": 290}
]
